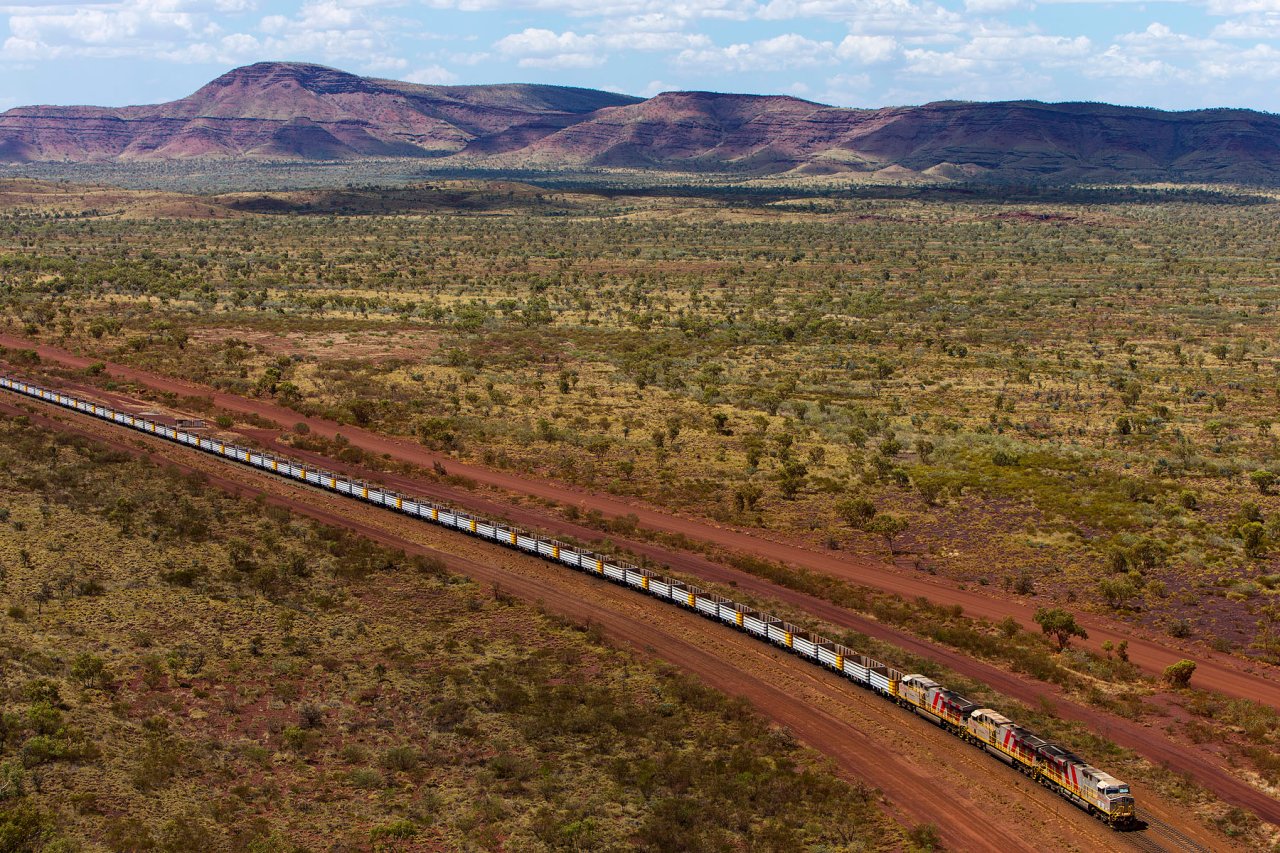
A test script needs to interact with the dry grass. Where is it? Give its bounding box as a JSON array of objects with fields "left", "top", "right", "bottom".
[{"left": 0, "top": 415, "right": 896, "bottom": 851}]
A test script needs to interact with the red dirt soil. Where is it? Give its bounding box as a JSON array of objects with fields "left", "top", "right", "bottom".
[
  {"left": 7, "top": 376, "right": 1279, "bottom": 836},
  {"left": 2, "top": 396, "right": 1224, "bottom": 853},
  {"left": 3, "top": 333, "right": 1275, "bottom": 712}
]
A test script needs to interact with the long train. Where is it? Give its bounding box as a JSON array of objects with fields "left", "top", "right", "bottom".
[{"left": 0, "top": 373, "right": 1137, "bottom": 828}]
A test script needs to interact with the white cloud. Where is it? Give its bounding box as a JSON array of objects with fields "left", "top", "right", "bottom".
[
  {"left": 836, "top": 34, "right": 896, "bottom": 63},
  {"left": 0, "top": 0, "right": 407, "bottom": 64},
  {"left": 495, "top": 27, "right": 592, "bottom": 55},
  {"left": 677, "top": 33, "right": 837, "bottom": 71},
  {"left": 901, "top": 47, "right": 978, "bottom": 76},
  {"left": 1083, "top": 46, "right": 1177, "bottom": 80},
  {"left": 8, "top": 0, "right": 215, "bottom": 47},
  {"left": 493, "top": 25, "right": 709, "bottom": 68},
  {"left": 423, "top": 0, "right": 757, "bottom": 21},
  {"left": 1204, "top": 0, "right": 1280, "bottom": 12},
  {"left": 1211, "top": 14, "right": 1280, "bottom": 38},
  {"left": 758, "top": 0, "right": 964, "bottom": 38},
  {"left": 967, "top": 32, "right": 1091, "bottom": 59},
  {"left": 405, "top": 64, "right": 459, "bottom": 84},
  {"left": 964, "top": 0, "right": 1025, "bottom": 10},
  {"left": 640, "top": 78, "right": 675, "bottom": 96},
  {"left": 1117, "top": 22, "right": 1218, "bottom": 54},
  {"left": 818, "top": 71, "right": 871, "bottom": 104},
  {"left": 899, "top": 32, "right": 1089, "bottom": 79},
  {"left": 1201, "top": 42, "right": 1280, "bottom": 79}
]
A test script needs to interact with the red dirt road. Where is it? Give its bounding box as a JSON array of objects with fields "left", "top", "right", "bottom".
[
  {"left": 252, "top": 437, "right": 1280, "bottom": 828},
  {"left": 3, "top": 332, "right": 1275, "bottom": 711},
  {"left": 4, "top": 396, "right": 1215, "bottom": 853},
  {"left": 7, "top": 378, "right": 1278, "bottom": 834}
]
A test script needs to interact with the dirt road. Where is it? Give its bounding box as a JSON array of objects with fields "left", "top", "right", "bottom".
[
  {"left": 5, "top": 348, "right": 1280, "bottom": 834},
  {"left": 4, "top": 395, "right": 1218, "bottom": 853},
  {"left": 206, "top": 429, "right": 1280, "bottom": 829},
  {"left": 3, "top": 332, "right": 1274, "bottom": 711}
]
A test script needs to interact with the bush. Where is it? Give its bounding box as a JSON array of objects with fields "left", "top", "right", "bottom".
[
  {"left": 836, "top": 497, "right": 876, "bottom": 529},
  {"left": 280, "top": 725, "right": 318, "bottom": 755},
  {"left": 0, "top": 801, "right": 55, "bottom": 852},
  {"left": 1034, "top": 607, "right": 1088, "bottom": 651},
  {"left": 131, "top": 736, "right": 184, "bottom": 790},
  {"left": 70, "top": 652, "right": 107, "bottom": 688},
  {"left": 412, "top": 554, "right": 447, "bottom": 576},
  {"left": 370, "top": 819, "right": 417, "bottom": 841},
  {"left": 0, "top": 763, "right": 24, "bottom": 800},
  {"left": 380, "top": 745, "right": 420, "bottom": 773},
  {"left": 1250, "top": 470, "right": 1277, "bottom": 495},
  {"left": 104, "top": 816, "right": 155, "bottom": 853},
  {"left": 1163, "top": 659, "right": 1196, "bottom": 688},
  {"left": 907, "top": 823, "right": 941, "bottom": 851},
  {"left": 348, "top": 768, "right": 384, "bottom": 790}
]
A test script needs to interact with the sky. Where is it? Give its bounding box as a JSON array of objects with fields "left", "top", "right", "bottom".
[{"left": 1, "top": 0, "right": 1279, "bottom": 113}]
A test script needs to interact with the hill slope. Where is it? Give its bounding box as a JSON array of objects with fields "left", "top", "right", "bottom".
[
  {"left": 0, "top": 62, "right": 640, "bottom": 162},
  {"left": 501, "top": 92, "right": 1280, "bottom": 183},
  {"left": 3, "top": 62, "right": 1280, "bottom": 184}
]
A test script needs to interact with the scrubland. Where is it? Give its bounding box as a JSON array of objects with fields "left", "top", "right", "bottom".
[
  {"left": 2, "top": 180, "right": 1277, "bottom": 657},
  {"left": 2, "top": 177, "right": 1280, "bottom": 844},
  {"left": 0, "top": 414, "right": 896, "bottom": 851}
]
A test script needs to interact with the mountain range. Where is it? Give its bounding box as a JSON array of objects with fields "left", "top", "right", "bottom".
[{"left": 3, "top": 61, "right": 1279, "bottom": 184}]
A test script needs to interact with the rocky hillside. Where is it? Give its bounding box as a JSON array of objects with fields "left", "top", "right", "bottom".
[
  {"left": 3, "top": 61, "right": 1279, "bottom": 184},
  {"left": 0, "top": 62, "right": 639, "bottom": 162}
]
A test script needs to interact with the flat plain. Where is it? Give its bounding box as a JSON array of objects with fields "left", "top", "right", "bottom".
[{"left": 1, "top": 176, "right": 1278, "bottom": 850}]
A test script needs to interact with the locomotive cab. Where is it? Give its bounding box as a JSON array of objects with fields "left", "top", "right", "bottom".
[{"left": 1095, "top": 778, "right": 1136, "bottom": 826}]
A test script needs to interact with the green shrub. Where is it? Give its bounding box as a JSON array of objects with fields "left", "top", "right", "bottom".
[
  {"left": 380, "top": 746, "right": 420, "bottom": 773},
  {"left": 369, "top": 819, "right": 417, "bottom": 841},
  {"left": 1163, "top": 660, "right": 1196, "bottom": 688}
]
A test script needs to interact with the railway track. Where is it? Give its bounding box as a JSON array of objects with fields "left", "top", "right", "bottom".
[
  {"left": 1136, "top": 810, "right": 1211, "bottom": 853},
  {"left": 1122, "top": 809, "right": 1213, "bottom": 853},
  {"left": 0, "top": 374, "right": 1241, "bottom": 851}
]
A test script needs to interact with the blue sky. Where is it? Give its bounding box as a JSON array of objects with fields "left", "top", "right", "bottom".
[{"left": 1, "top": 0, "right": 1278, "bottom": 112}]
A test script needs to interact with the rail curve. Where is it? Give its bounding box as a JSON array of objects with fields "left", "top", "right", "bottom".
[{"left": 1, "top": 374, "right": 1142, "bottom": 831}]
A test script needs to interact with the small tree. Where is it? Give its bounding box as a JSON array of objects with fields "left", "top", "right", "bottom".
[
  {"left": 733, "top": 483, "right": 762, "bottom": 513},
  {"left": 1239, "top": 521, "right": 1267, "bottom": 558},
  {"left": 914, "top": 475, "right": 944, "bottom": 506},
  {"left": 906, "top": 823, "right": 940, "bottom": 852},
  {"left": 1034, "top": 607, "right": 1088, "bottom": 651},
  {"left": 1098, "top": 576, "right": 1139, "bottom": 609},
  {"left": 777, "top": 461, "right": 808, "bottom": 500},
  {"left": 867, "top": 514, "right": 909, "bottom": 555},
  {"left": 1163, "top": 659, "right": 1196, "bottom": 688},
  {"left": 837, "top": 497, "right": 877, "bottom": 530},
  {"left": 1250, "top": 470, "right": 1277, "bottom": 495},
  {"left": 32, "top": 582, "right": 51, "bottom": 616},
  {"left": 69, "top": 653, "right": 107, "bottom": 689}
]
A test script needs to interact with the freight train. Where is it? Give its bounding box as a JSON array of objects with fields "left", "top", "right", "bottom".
[{"left": 0, "top": 374, "right": 1137, "bottom": 829}]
